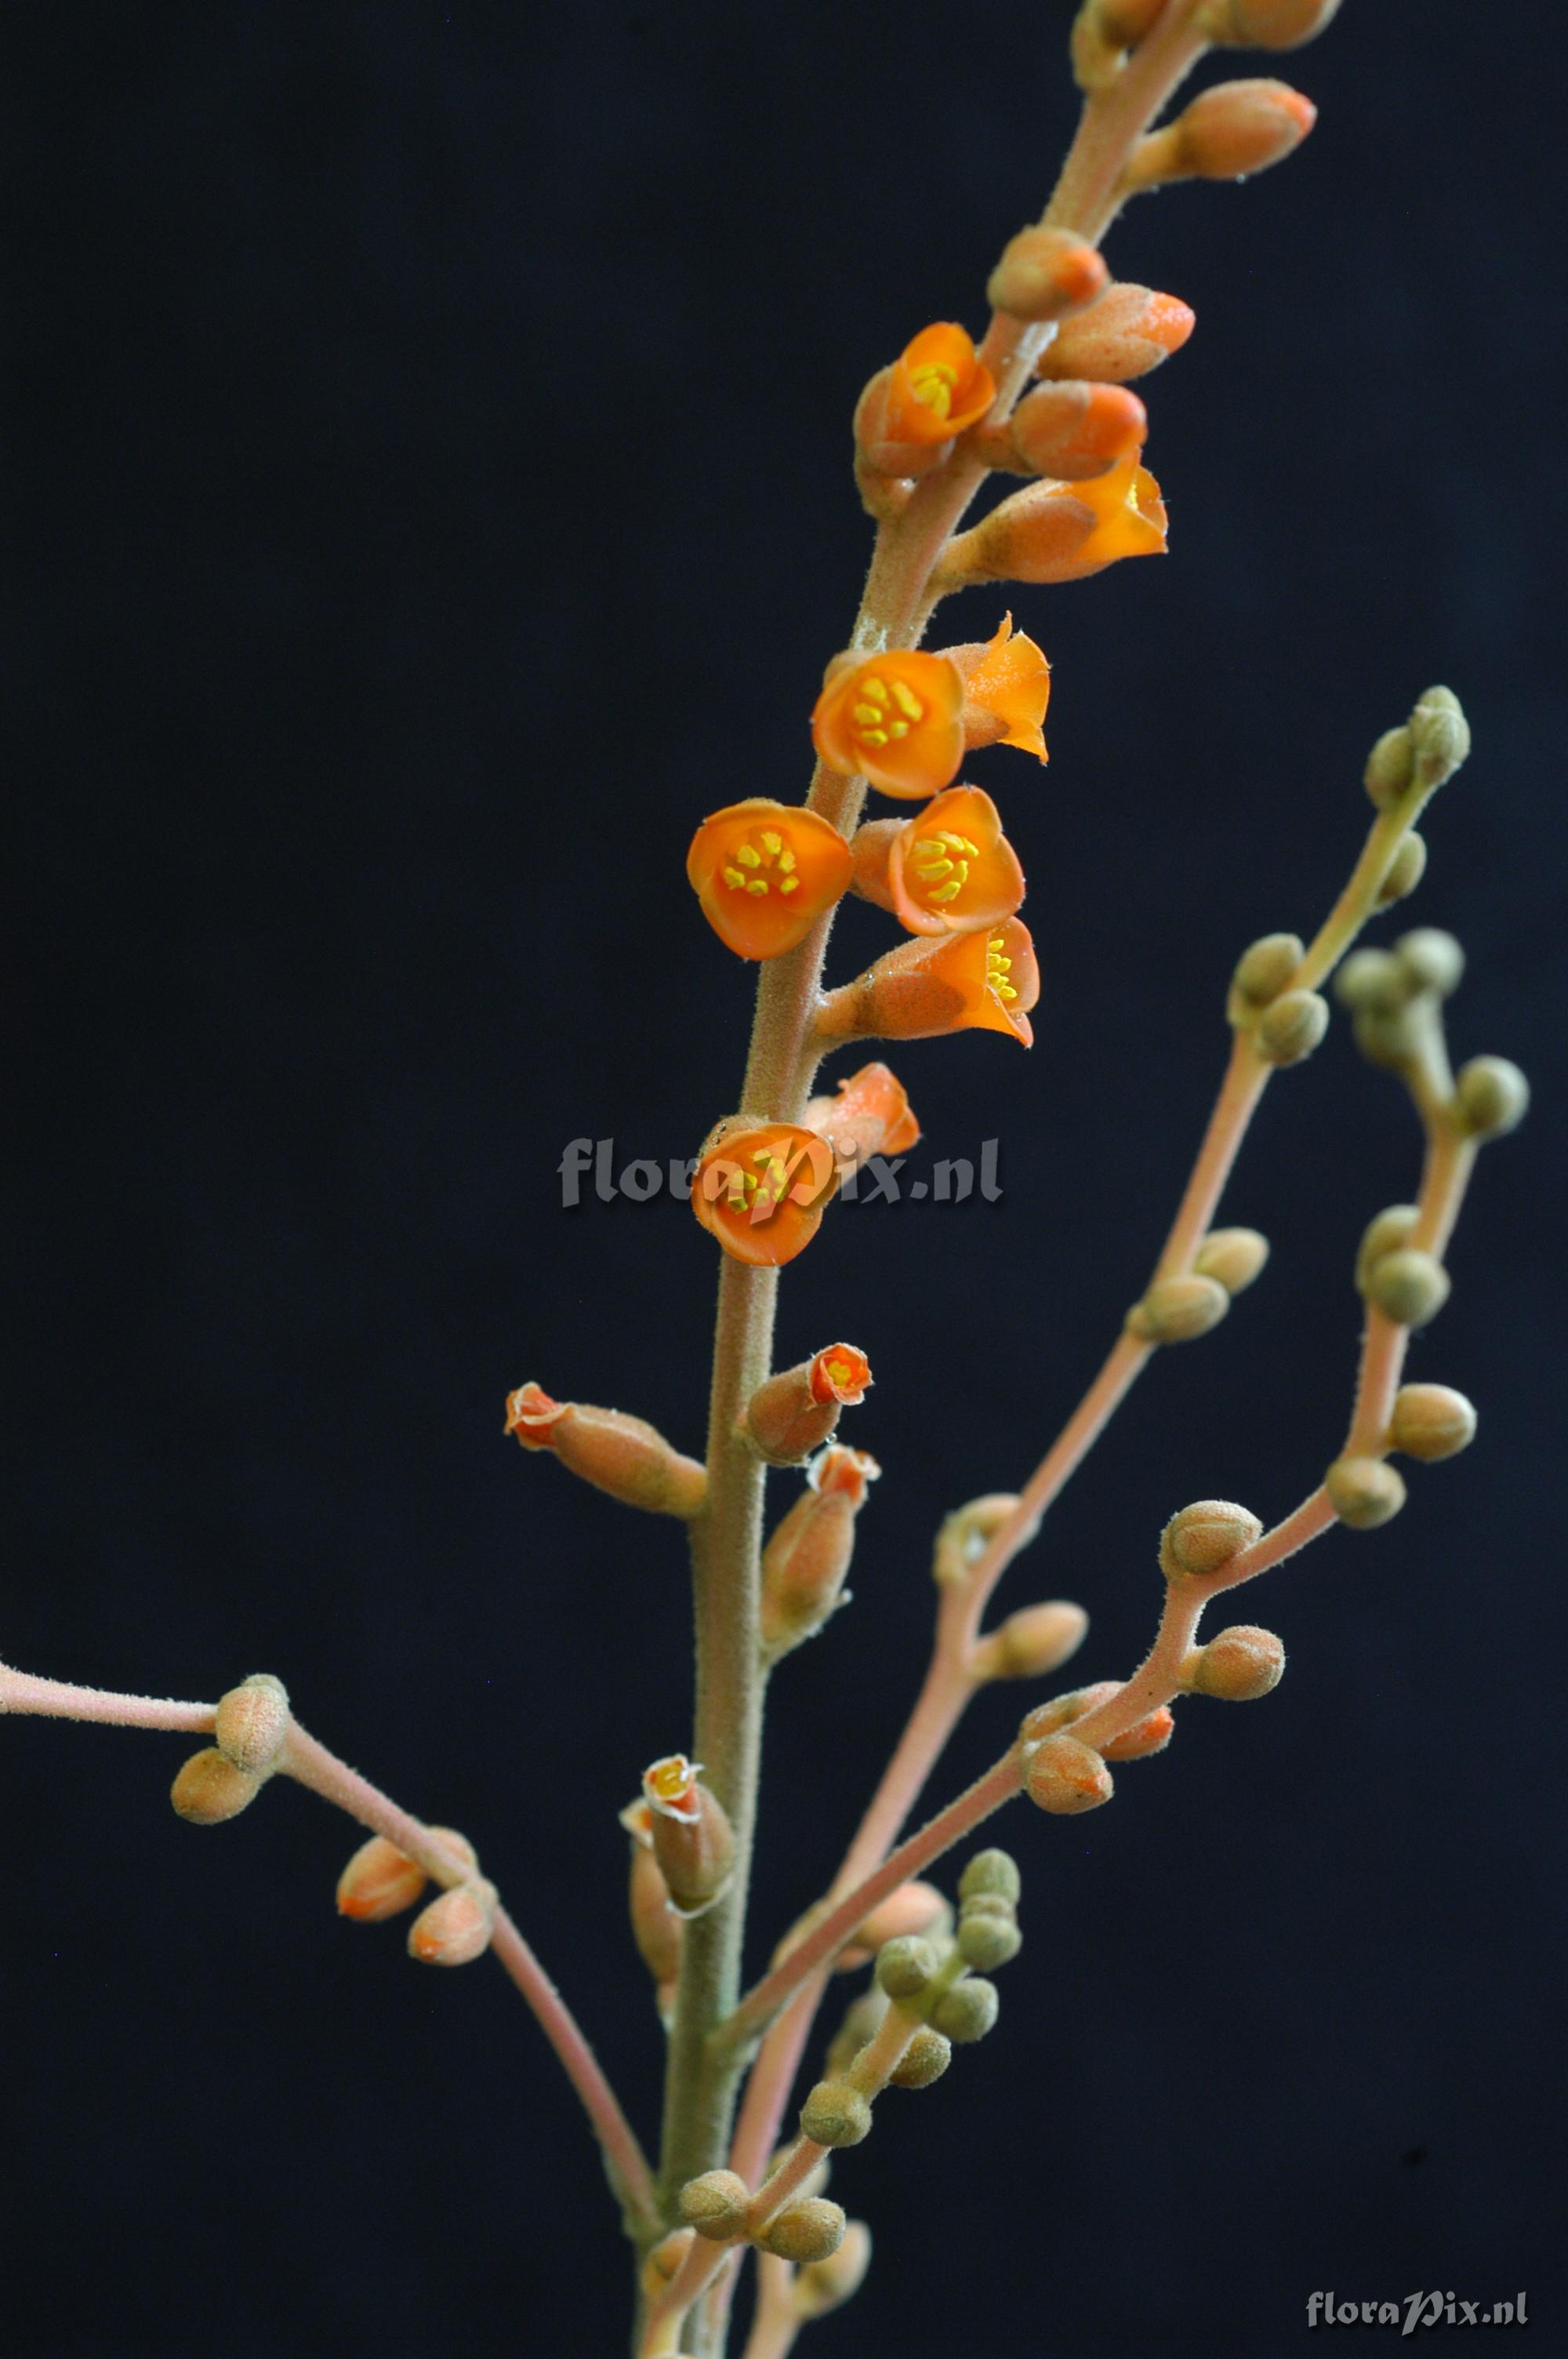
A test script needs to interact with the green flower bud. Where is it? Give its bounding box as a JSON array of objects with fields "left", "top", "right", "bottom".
[
  {"left": 1230, "top": 931, "right": 1303, "bottom": 1009},
  {"left": 1356, "top": 1204, "right": 1419, "bottom": 1294},
  {"left": 1325, "top": 1455, "right": 1407, "bottom": 1530},
  {"left": 1186, "top": 1623, "right": 1285, "bottom": 1701},
  {"left": 1367, "top": 1247, "right": 1450, "bottom": 1329},
  {"left": 957, "top": 1911, "right": 1023, "bottom": 1971},
  {"left": 1409, "top": 685, "right": 1470, "bottom": 787},
  {"left": 931, "top": 1978, "right": 1000, "bottom": 2044},
  {"left": 1335, "top": 949, "right": 1409, "bottom": 1015},
  {"left": 958, "top": 1848, "right": 1022, "bottom": 1906},
  {"left": 1255, "top": 987, "right": 1329, "bottom": 1067},
  {"left": 760, "top": 2197, "right": 847, "bottom": 2266},
  {"left": 1363, "top": 725, "right": 1416, "bottom": 811},
  {"left": 678, "top": 2169, "right": 752, "bottom": 2242},
  {"left": 1193, "top": 1227, "right": 1269, "bottom": 1296},
  {"left": 888, "top": 2026, "right": 953, "bottom": 2088},
  {"left": 825, "top": 1991, "right": 887, "bottom": 2079},
  {"left": 875, "top": 1936, "right": 939, "bottom": 2001},
  {"left": 1160, "top": 1498, "right": 1262, "bottom": 1579},
  {"left": 1388, "top": 1383, "right": 1477, "bottom": 1463},
  {"left": 1395, "top": 927, "right": 1464, "bottom": 998},
  {"left": 1377, "top": 831, "right": 1427, "bottom": 906},
  {"left": 1455, "top": 1056, "right": 1530, "bottom": 1140},
  {"left": 800, "top": 2079, "right": 873, "bottom": 2148},
  {"left": 793, "top": 2219, "right": 873, "bottom": 2320},
  {"left": 1127, "top": 1274, "right": 1229, "bottom": 1344}
]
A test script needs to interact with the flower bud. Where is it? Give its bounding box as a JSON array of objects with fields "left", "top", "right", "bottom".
[
  {"left": 1230, "top": 931, "right": 1303, "bottom": 1010},
  {"left": 1355, "top": 1204, "right": 1420, "bottom": 1293},
  {"left": 1395, "top": 928, "right": 1464, "bottom": 998},
  {"left": 504, "top": 1385, "right": 706, "bottom": 1519},
  {"left": 825, "top": 1990, "right": 887, "bottom": 2077},
  {"left": 847, "top": 1881, "right": 950, "bottom": 1961},
  {"left": 1364, "top": 725, "right": 1417, "bottom": 810},
  {"left": 1366, "top": 1248, "right": 1450, "bottom": 1329},
  {"left": 1019, "top": 1680, "right": 1120, "bottom": 1744},
  {"left": 1193, "top": 1227, "right": 1269, "bottom": 1297},
  {"left": 1409, "top": 685, "right": 1470, "bottom": 787},
  {"left": 1456, "top": 1056, "right": 1530, "bottom": 1140},
  {"left": 745, "top": 1345, "right": 873, "bottom": 1466},
  {"left": 888, "top": 2026, "right": 953, "bottom": 2088},
  {"left": 800, "top": 2079, "right": 873, "bottom": 2147},
  {"left": 1036, "top": 283, "right": 1195, "bottom": 383},
  {"left": 1160, "top": 1499, "right": 1263, "bottom": 1579},
  {"left": 1004, "top": 380, "right": 1147, "bottom": 479},
  {"left": 1023, "top": 1732, "right": 1113, "bottom": 1815},
  {"left": 1211, "top": 0, "right": 1344, "bottom": 47},
  {"left": 956, "top": 1910, "right": 1022, "bottom": 1970},
  {"left": 641, "top": 2229, "right": 695, "bottom": 2303},
  {"left": 1187, "top": 1624, "right": 1285, "bottom": 1701},
  {"left": 761, "top": 1447, "right": 879, "bottom": 1658},
  {"left": 875, "top": 1936, "right": 939, "bottom": 2001},
  {"left": 170, "top": 1747, "right": 263, "bottom": 1826},
  {"left": 986, "top": 226, "right": 1108, "bottom": 322},
  {"left": 407, "top": 1879, "right": 495, "bottom": 1967},
  {"left": 212, "top": 1673, "right": 291, "bottom": 1776},
  {"left": 1127, "top": 1274, "right": 1229, "bottom": 1343},
  {"left": 970, "top": 1598, "right": 1090, "bottom": 1682},
  {"left": 933, "top": 1493, "right": 1024, "bottom": 1587},
  {"left": 931, "top": 1977, "right": 1000, "bottom": 2043},
  {"left": 1102, "top": 1703, "right": 1174, "bottom": 1761},
  {"left": 1325, "top": 1455, "right": 1406, "bottom": 1530},
  {"left": 629, "top": 1837, "right": 684, "bottom": 1989},
  {"left": 1093, "top": 0, "right": 1168, "bottom": 40},
  {"left": 678, "top": 2169, "right": 752, "bottom": 2242},
  {"left": 761, "top": 2197, "right": 847, "bottom": 2266},
  {"left": 642, "top": 1757, "right": 736, "bottom": 1918},
  {"left": 793, "top": 2219, "right": 873, "bottom": 2320},
  {"left": 337, "top": 1828, "right": 476, "bottom": 1921},
  {"left": 1132, "top": 78, "right": 1315, "bottom": 187},
  {"left": 959, "top": 1848, "right": 1022, "bottom": 1906},
  {"left": 1377, "top": 832, "right": 1427, "bottom": 905},
  {"left": 1255, "top": 987, "right": 1329, "bottom": 1066},
  {"left": 1334, "top": 949, "right": 1408, "bottom": 1016},
  {"left": 1388, "top": 1383, "right": 1477, "bottom": 1463}
]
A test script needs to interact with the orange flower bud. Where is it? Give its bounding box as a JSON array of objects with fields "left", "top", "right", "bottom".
[
  {"left": 1023, "top": 1732, "right": 1113, "bottom": 1816},
  {"left": 801, "top": 1061, "right": 921, "bottom": 1169},
  {"left": 1185, "top": 1624, "right": 1286, "bottom": 1701},
  {"left": 1036, "top": 283, "right": 1194, "bottom": 383},
  {"left": 170, "top": 1747, "right": 263, "bottom": 1826},
  {"left": 1132, "top": 78, "right": 1316, "bottom": 187},
  {"left": 761, "top": 1445, "right": 880, "bottom": 1657},
  {"left": 408, "top": 1879, "right": 495, "bottom": 1967},
  {"left": 945, "top": 614, "right": 1051, "bottom": 762},
  {"left": 1004, "top": 381, "right": 1148, "bottom": 480},
  {"left": 970, "top": 1598, "right": 1090, "bottom": 1682},
  {"left": 940, "top": 453, "right": 1167, "bottom": 591},
  {"left": 642, "top": 1755, "right": 737, "bottom": 1917},
  {"left": 212, "top": 1673, "right": 291, "bottom": 1776},
  {"left": 817, "top": 917, "right": 1040, "bottom": 1049},
  {"left": 691, "top": 1120, "right": 840, "bottom": 1267},
  {"left": 986, "top": 227, "right": 1108, "bottom": 323},
  {"left": 851, "top": 785, "right": 1025, "bottom": 941},
  {"left": 1019, "top": 1679, "right": 1120, "bottom": 1743},
  {"left": 504, "top": 1383, "right": 707, "bottom": 1518},
  {"left": 1215, "top": 0, "right": 1342, "bottom": 48},
  {"left": 337, "top": 1827, "right": 477, "bottom": 1921},
  {"left": 686, "top": 798, "right": 853, "bottom": 961},
  {"left": 745, "top": 1343, "right": 873, "bottom": 1466},
  {"left": 1102, "top": 1704, "right": 1174, "bottom": 1761},
  {"left": 883, "top": 322, "right": 996, "bottom": 445},
  {"left": 811, "top": 651, "right": 964, "bottom": 801},
  {"left": 837, "top": 1879, "right": 950, "bottom": 1969}
]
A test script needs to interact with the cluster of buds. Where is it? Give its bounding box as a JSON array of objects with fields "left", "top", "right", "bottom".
[
  {"left": 337, "top": 1826, "right": 495, "bottom": 1967},
  {"left": 1227, "top": 930, "right": 1328, "bottom": 1068},
  {"left": 169, "top": 1673, "right": 292, "bottom": 1826}
]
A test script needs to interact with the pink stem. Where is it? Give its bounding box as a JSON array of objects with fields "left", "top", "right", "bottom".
[{"left": 0, "top": 1667, "right": 216, "bottom": 1732}]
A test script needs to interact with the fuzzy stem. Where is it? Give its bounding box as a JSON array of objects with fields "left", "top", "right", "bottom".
[
  {"left": 739, "top": 2257, "right": 800, "bottom": 2359},
  {"left": 0, "top": 1667, "right": 217, "bottom": 1730}
]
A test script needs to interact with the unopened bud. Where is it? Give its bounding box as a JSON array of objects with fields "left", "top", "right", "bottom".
[
  {"left": 642, "top": 1756, "right": 736, "bottom": 1917},
  {"left": 1395, "top": 928, "right": 1464, "bottom": 998},
  {"left": 745, "top": 1345, "right": 873, "bottom": 1465},
  {"left": 171, "top": 1747, "right": 263, "bottom": 1826},
  {"left": 1364, "top": 725, "right": 1417, "bottom": 811},
  {"left": 1102, "top": 1703, "right": 1175, "bottom": 1761},
  {"left": 1020, "top": 1680, "right": 1120, "bottom": 1743},
  {"left": 1005, "top": 380, "right": 1147, "bottom": 479},
  {"left": 931, "top": 1977, "right": 1000, "bottom": 2043},
  {"left": 212, "top": 1673, "right": 291, "bottom": 1776},
  {"left": 1024, "top": 1732, "right": 1113, "bottom": 1816},
  {"left": 337, "top": 1827, "right": 476, "bottom": 1921},
  {"left": 1036, "top": 282, "right": 1195, "bottom": 383},
  {"left": 407, "top": 1879, "right": 495, "bottom": 1967},
  {"left": 1255, "top": 987, "right": 1329, "bottom": 1066},
  {"left": 761, "top": 2197, "right": 847, "bottom": 2265},
  {"left": 1335, "top": 949, "right": 1409, "bottom": 1016},
  {"left": 957, "top": 1910, "right": 1022, "bottom": 1970},
  {"left": 1230, "top": 931, "right": 1303, "bottom": 1009},
  {"left": 1408, "top": 685, "right": 1470, "bottom": 787},
  {"left": 629, "top": 1838, "right": 683, "bottom": 1988},
  {"left": 504, "top": 1384, "right": 706, "bottom": 1519},
  {"left": 1356, "top": 1203, "right": 1420, "bottom": 1293},
  {"left": 1210, "top": 0, "right": 1344, "bottom": 48},
  {"left": 888, "top": 2026, "right": 953, "bottom": 2088},
  {"left": 971, "top": 1598, "right": 1090, "bottom": 1681},
  {"left": 1132, "top": 78, "right": 1314, "bottom": 188},
  {"left": 1388, "top": 1383, "right": 1477, "bottom": 1463},
  {"left": 1160, "top": 1499, "right": 1263, "bottom": 1579},
  {"left": 761, "top": 1447, "right": 879, "bottom": 1657},
  {"left": 641, "top": 2229, "right": 695, "bottom": 2302},
  {"left": 849, "top": 1881, "right": 949, "bottom": 1957},
  {"left": 1377, "top": 832, "right": 1427, "bottom": 905},
  {"left": 959, "top": 1848, "right": 1022, "bottom": 1906},
  {"left": 1187, "top": 1623, "right": 1285, "bottom": 1700},
  {"left": 793, "top": 2219, "right": 873, "bottom": 2319},
  {"left": 678, "top": 2169, "right": 752, "bottom": 2242},
  {"left": 1194, "top": 1227, "right": 1269, "bottom": 1296},
  {"left": 1094, "top": 0, "right": 1168, "bottom": 39},
  {"left": 875, "top": 1936, "right": 939, "bottom": 2000},
  {"left": 1325, "top": 1455, "right": 1406, "bottom": 1530},
  {"left": 1367, "top": 1248, "right": 1450, "bottom": 1329},
  {"left": 800, "top": 2078, "right": 873, "bottom": 2148},
  {"left": 933, "top": 1493, "right": 1023, "bottom": 1587},
  {"left": 1456, "top": 1056, "right": 1529, "bottom": 1140},
  {"left": 825, "top": 1989, "right": 887, "bottom": 2077},
  {"left": 986, "top": 226, "right": 1107, "bottom": 322},
  {"left": 1127, "top": 1273, "right": 1229, "bottom": 1343}
]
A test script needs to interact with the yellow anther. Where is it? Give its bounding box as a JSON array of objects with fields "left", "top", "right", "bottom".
[
  {"left": 887, "top": 719, "right": 909, "bottom": 740},
  {"left": 996, "top": 983, "right": 1018, "bottom": 1000},
  {"left": 859, "top": 728, "right": 888, "bottom": 747},
  {"left": 777, "top": 848, "right": 797, "bottom": 873},
  {"left": 860, "top": 678, "right": 890, "bottom": 707},
  {"left": 746, "top": 878, "right": 768, "bottom": 896},
  {"left": 908, "top": 362, "right": 956, "bottom": 419},
  {"left": 993, "top": 955, "right": 1011, "bottom": 971},
  {"left": 929, "top": 879, "right": 964, "bottom": 903},
  {"left": 958, "top": 837, "right": 981, "bottom": 858},
  {"left": 779, "top": 875, "right": 800, "bottom": 895},
  {"left": 736, "top": 845, "right": 761, "bottom": 867},
  {"left": 891, "top": 682, "right": 924, "bottom": 722},
  {"left": 760, "top": 830, "right": 783, "bottom": 857},
  {"left": 722, "top": 866, "right": 747, "bottom": 889},
  {"left": 950, "top": 861, "right": 969, "bottom": 883},
  {"left": 916, "top": 860, "right": 954, "bottom": 881},
  {"left": 852, "top": 703, "right": 883, "bottom": 727},
  {"left": 913, "top": 839, "right": 945, "bottom": 858}
]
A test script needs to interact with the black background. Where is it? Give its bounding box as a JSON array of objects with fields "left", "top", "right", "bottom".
[{"left": 5, "top": 5, "right": 1565, "bottom": 2355}]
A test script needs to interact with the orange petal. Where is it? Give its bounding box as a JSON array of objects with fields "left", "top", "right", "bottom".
[
  {"left": 691, "top": 1123, "right": 840, "bottom": 1267},
  {"left": 812, "top": 652, "right": 964, "bottom": 801},
  {"left": 886, "top": 785, "right": 1025, "bottom": 937},
  {"left": 883, "top": 322, "right": 997, "bottom": 445},
  {"left": 687, "top": 798, "right": 852, "bottom": 960},
  {"left": 952, "top": 617, "right": 1051, "bottom": 763}
]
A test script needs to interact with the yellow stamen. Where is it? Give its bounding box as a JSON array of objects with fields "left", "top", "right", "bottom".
[
  {"left": 777, "top": 848, "right": 797, "bottom": 873},
  {"left": 746, "top": 878, "right": 768, "bottom": 896},
  {"left": 891, "top": 682, "right": 924, "bottom": 722},
  {"left": 760, "top": 830, "right": 783, "bottom": 857},
  {"left": 779, "top": 875, "right": 800, "bottom": 894},
  {"left": 736, "top": 845, "right": 761, "bottom": 867},
  {"left": 722, "top": 866, "right": 746, "bottom": 889}
]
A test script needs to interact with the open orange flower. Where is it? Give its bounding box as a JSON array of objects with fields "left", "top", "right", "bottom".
[
  {"left": 853, "top": 784, "right": 1025, "bottom": 938},
  {"left": 817, "top": 915, "right": 1040, "bottom": 1048},
  {"left": 802, "top": 1060, "right": 921, "bottom": 1168},
  {"left": 812, "top": 650, "right": 964, "bottom": 799},
  {"left": 939, "top": 452, "right": 1167, "bottom": 590},
  {"left": 1066, "top": 450, "right": 1168, "bottom": 574},
  {"left": 691, "top": 1121, "right": 840, "bottom": 1267},
  {"left": 687, "top": 798, "right": 852, "bottom": 961},
  {"left": 883, "top": 322, "right": 996, "bottom": 445},
  {"left": 950, "top": 616, "right": 1051, "bottom": 761}
]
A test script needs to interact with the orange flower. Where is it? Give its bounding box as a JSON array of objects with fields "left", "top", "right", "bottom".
[
  {"left": 802, "top": 1060, "right": 922, "bottom": 1168},
  {"left": 687, "top": 798, "right": 852, "bottom": 961},
  {"left": 853, "top": 785, "right": 1025, "bottom": 939},
  {"left": 691, "top": 1121, "right": 840, "bottom": 1267},
  {"left": 808, "top": 1343, "right": 872, "bottom": 1406},
  {"left": 1069, "top": 450, "right": 1168, "bottom": 572},
  {"left": 883, "top": 322, "right": 996, "bottom": 445},
  {"left": 949, "top": 616, "right": 1051, "bottom": 761},
  {"left": 938, "top": 453, "right": 1167, "bottom": 590},
  {"left": 812, "top": 650, "right": 964, "bottom": 800},
  {"left": 745, "top": 1343, "right": 873, "bottom": 1464},
  {"left": 817, "top": 915, "right": 1040, "bottom": 1049}
]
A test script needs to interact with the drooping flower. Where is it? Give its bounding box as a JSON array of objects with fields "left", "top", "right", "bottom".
[
  {"left": 816, "top": 916, "right": 1041, "bottom": 1048},
  {"left": 812, "top": 650, "right": 964, "bottom": 799},
  {"left": 691, "top": 1120, "right": 840, "bottom": 1267},
  {"left": 686, "top": 798, "right": 853, "bottom": 961},
  {"left": 948, "top": 616, "right": 1051, "bottom": 761},
  {"left": 852, "top": 784, "right": 1026, "bottom": 939}
]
